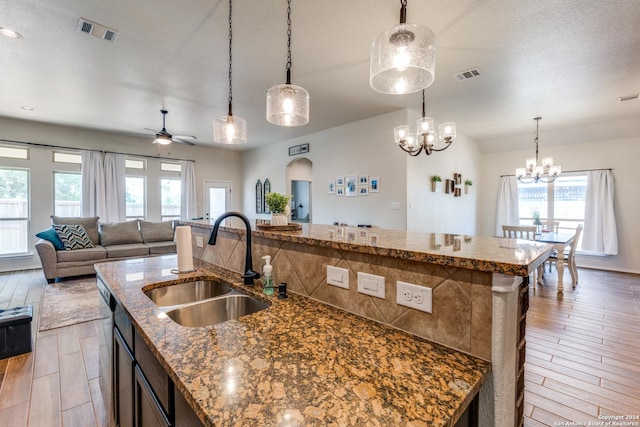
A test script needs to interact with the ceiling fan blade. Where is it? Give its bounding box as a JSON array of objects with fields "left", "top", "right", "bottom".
[
  {"left": 173, "top": 134, "right": 197, "bottom": 140},
  {"left": 144, "top": 127, "right": 159, "bottom": 133},
  {"left": 173, "top": 138, "right": 196, "bottom": 146}
]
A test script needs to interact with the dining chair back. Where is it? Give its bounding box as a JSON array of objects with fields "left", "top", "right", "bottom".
[
  {"left": 547, "top": 224, "right": 583, "bottom": 288},
  {"left": 545, "top": 221, "right": 560, "bottom": 233},
  {"left": 502, "top": 225, "right": 537, "bottom": 240}
]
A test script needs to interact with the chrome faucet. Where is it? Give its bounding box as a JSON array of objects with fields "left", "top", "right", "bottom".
[{"left": 208, "top": 212, "right": 260, "bottom": 285}]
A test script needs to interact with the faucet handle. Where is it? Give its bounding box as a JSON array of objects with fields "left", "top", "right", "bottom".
[{"left": 241, "top": 269, "right": 261, "bottom": 285}]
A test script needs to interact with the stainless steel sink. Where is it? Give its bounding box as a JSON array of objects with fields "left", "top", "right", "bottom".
[
  {"left": 144, "top": 280, "right": 232, "bottom": 307},
  {"left": 166, "top": 295, "right": 269, "bottom": 327}
]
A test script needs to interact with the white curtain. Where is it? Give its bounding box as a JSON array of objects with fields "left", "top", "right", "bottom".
[
  {"left": 180, "top": 160, "right": 197, "bottom": 219},
  {"left": 104, "top": 153, "right": 126, "bottom": 223},
  {"left": 495, "top": 176, "right": 520, "bottom": 236},
  {"left": 583, "top": 170, "right": 618, "bottom": 255},
  {"left": 81, "top": 150, "right": 105, "bottom": 218}
]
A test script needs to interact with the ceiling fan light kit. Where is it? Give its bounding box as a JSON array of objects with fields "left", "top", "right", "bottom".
[
  {"left": 214, "top": 0, "right": 247, "bottom": 144},
  {"left": 370, "top": 0, "right": 436, "bottom": 95},
  {"left": 147, "top": 109, "right": 196, "bottom": 146},
  {"left": 266, "top": 0, "right": 309, "bottom": 127}
]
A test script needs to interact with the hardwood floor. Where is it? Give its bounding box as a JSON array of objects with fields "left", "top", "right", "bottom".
[
  {"left": 525, "top": 268, "right": 640, "bottom": 425},
  {"left": 0, "top": 269, "right": 107, "bottom": 427},
  {"left": 0, "top": 267, "right": 638, "bottom": 426}
]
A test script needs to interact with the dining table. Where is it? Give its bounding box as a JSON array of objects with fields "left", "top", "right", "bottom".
[{"left": 535, "top": 231, "right": 575, "bottom": 293}]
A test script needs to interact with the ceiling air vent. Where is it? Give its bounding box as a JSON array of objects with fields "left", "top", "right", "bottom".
[
  {"left": 454, "top": 68, "right": 481, "bottom": 81},
  {"left": 77, "top": 18, "right": 118, "bottom": 43}
]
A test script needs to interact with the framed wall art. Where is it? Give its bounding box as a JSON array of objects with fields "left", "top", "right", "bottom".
[
  {"left": 345, "top": 175, "right": 358, "bottom": 197},
  {"left": 370, "top": 176, "right": 380, "bottom": 192},
  {"left": 328, "top": 180, "right": 336, "bottom": 194}
]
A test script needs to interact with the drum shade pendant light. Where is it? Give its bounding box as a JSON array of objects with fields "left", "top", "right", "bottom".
[
  {"left": 370, "top": 0, "right": 436, "bottom": 95},
  {"left": 214, "top": 0, "right": 247, "bottom": 144},
  {"left": 266, "top": 0, "right": 309, "bottom": 127},
  {"left": 394, "top": 90, "right": 456, "bottom": 156}
]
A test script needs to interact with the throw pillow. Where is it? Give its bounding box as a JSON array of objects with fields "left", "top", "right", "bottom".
[
  {"left": 54, "top": 224, "right": 95, "bottom": 250},
  {"left": 99, "top": 220, "right": 143, "bottom": 246},
  {"left": 51, "top": 216, "right": 100, "bottom": 245},
  {"left": 139, "top": 220, "right": 175, "bottom": 243},
  {"left": 35, "top": 227, "right": 65, "bottom": 250}
]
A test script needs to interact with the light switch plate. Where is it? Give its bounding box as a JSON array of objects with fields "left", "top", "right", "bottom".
[
  {"left": 357, "top": 272, "right": 385, "bottom": 299},
  {"left": 327, "top": 265, "right": 349, "bottom": 289},
  {"left": 397, "top": 281, "right": 432, "bottom": 313}
]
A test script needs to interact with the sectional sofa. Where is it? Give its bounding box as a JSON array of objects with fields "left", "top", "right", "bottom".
[{"left": 35, "top": 216, "right": 176, "bottom": 283}]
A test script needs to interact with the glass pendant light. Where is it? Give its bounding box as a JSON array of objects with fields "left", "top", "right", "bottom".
[
  {"left": 370, "top": 0, "right": 436, "bottom": 95},
  {"left": 214, "top": 0, "right": 247, "bottom": 144},
  {"left": 266, "top": 0, "right": 309, "bottom": 127}
]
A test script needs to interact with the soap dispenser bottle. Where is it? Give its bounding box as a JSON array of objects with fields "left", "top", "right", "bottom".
[{"left": 262, "top": 255, "right": 274, "bottom": 295}]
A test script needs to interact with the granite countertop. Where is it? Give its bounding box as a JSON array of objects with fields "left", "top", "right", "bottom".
[
  {"left": 95, "top": 255, "right": 491, "bottom": 427},
  {"left": 181, "top": 219, "right": 553, "bottom": 276}
]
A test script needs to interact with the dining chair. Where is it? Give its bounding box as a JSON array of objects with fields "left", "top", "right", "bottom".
[
  {"left": 502, "top": 225, "right": 537, "bottom": 240},
  {"left": 545, "top": 221, "right": 560, "bottom": 233},
  {"left": 546, "top": 224, "right": 583, "bottom": 288}
]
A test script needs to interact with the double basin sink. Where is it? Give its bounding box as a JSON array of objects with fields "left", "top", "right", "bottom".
[{"left": 144, "top": 280, "right": 269, "bottom": 327}]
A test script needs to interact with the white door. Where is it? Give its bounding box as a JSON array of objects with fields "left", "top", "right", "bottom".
[{"left": 204, "top": 180, "right": 231, "bottom": 221}]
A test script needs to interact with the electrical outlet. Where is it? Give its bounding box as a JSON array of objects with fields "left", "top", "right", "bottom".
[
  {"left": 397, "top": 281, "right": 432, "bottom": 313},
  {"left": 327, "top": 265, "right": 349, "bottom": 289},
  {"left": 195, "top": 236, "right": 204, "bottom": 248},
  {"left": 357, "top": 272, "right": 385, "bottom": 299}
]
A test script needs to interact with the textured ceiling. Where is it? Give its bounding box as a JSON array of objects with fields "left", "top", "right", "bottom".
[{"left": 1, "top": 0, "right": 639, "bottom": 152}]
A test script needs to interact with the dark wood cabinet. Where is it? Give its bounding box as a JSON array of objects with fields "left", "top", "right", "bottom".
[
  {"left": 135, "top": 366, "right": 171, "bottom": 427},
  {"left": 114, "top": 327, "right": 135, "bottom": 427}
]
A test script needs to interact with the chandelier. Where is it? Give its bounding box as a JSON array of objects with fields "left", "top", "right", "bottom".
[
  {"left": 394, "top": 90, "right": 456, "bottom": 156},
  {"left": 516, "top": 117, "right": 561, "bottom": 183},
  {"left": 214, "top": 0, "right": 247, "bottom": 144},
  {"left": 370, "top": 0, "right": 436, "bottom": 95},
  {"left": 266, "top": 0, "right": 309, "bottom": 127}
]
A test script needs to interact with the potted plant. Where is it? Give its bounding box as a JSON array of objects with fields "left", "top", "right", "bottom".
[
  {"left": 431, "top": 175, "right": 442, "bottom": 192},
  {"left": 531, "top": 208, "right": 542, "bottom": 234},
  {"left": 464, "top": 179, "right": 473, "bottom": 194},
  {"left": 265, "top": 192, "right": 292, "bottom": 226}
]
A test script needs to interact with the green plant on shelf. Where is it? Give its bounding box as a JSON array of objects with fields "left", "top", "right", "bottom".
[
  {"left": 265, "top": 192, "right": 291, "bottom": 214},
  {"left": 431, "top": 175, "right": 442, "bottom": 182},
  {"left": 465, "top": 179, "right": 473, "bottom": 186}
]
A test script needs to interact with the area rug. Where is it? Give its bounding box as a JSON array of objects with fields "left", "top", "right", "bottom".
[{"left": 39, "top": 276, "right": 109, "bottom": 331}]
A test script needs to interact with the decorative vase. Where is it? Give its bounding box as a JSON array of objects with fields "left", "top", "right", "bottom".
[
  {"left": 271, "top": 213, "right": 287, "bottom": 226},
  {"left": 284, "top": 205, "right": 291, "bottom": 221},
  {"left": 431, "top": 181, "right": 441, "bottom": 192},
  {"left": 465, "top": 185, "right": 470, "bottom": 194}
]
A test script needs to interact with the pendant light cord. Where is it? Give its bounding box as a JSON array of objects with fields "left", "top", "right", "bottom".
[
  {"left": 227, "top": 0, "right": 233, "bottom": 116},
  {"left": 399, "top": 0, "right": 407, "bottom": 24},
  {"left": 421, "top": 89, "right": 426, "bottom": 118},
  {"left": 285, "top": 0, "right": 292, "bottom": 84}
]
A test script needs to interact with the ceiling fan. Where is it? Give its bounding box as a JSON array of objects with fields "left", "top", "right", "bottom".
[{"left": 145, "top": 110, "right": 197, "bottom": 146}]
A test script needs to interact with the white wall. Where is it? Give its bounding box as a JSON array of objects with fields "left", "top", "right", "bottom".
[
  {"left": 479, "top": 134, "right": 640, "bottom": 274},
  {"left": 0, "top": 117, "right": 243, "bottom": 272},
  {"left": 406, "top": 108, "right": 481, "bottom": 235},
  {"left": 242, "top": 110, "right": 410, "bottom": 230}
]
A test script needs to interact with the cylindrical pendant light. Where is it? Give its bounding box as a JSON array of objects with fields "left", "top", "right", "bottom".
[
  {"left": 266, "top": 0, "right": 309, "bottom": 127},
  {"left": 370, "top": 0, "right": 436, "bottom": 95},
  {"left": 214, "top": 0, "right": 247, "bottom": 144}
]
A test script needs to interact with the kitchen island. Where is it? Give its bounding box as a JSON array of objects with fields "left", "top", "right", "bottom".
[
  {"left": 182, "top": 220, "right": 554, "bottom": 427},
  {"left": 96, "top": 255, "right": 491, "bottom": 426}
]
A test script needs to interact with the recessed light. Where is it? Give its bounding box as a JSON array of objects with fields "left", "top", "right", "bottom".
[
  {"left": 0, "top": 27, "right": 23, "bottom": 39},
  {"left": 21, "top": 106, "right": 34, "bottom": 111}
]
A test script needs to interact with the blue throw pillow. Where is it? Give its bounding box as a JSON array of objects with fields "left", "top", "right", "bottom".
[{"left": 36, "top": 227, "right": 65, "bottom": 250}]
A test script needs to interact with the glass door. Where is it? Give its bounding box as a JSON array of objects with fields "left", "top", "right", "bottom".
[{"left": 204, "top": 180, "right": 231, "bottom": 221}]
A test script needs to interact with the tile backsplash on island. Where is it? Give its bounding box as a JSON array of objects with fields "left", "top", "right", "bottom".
[{"left": 189, "top": 226, "right": 493, "bottom": 361}]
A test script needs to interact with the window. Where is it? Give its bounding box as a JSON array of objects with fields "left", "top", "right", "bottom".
[
  {"left": 518, "top": 172, "right": 587, "bottom": 249},
  {"left": 160, "top": 162, "right": 181, "bottom": 172},
  {"left": 0, "top": 146, "right": 29, "bottom": 160},
  {"left": 54, "top": 172, "right": 81, "bottom": 216},
  {"left": 126, "top": 158, "right": 145, "bottom": 170},
  {"left": 0, "top": 168, "right": 29, "bottom": 255},
  {"left": 126, "top": 176, "right": 146, "bottom": 219},
  {"left": 161, "top": 178, "right": 181, "bottom": 221},
  {"left": 53, "top": 151, "right": 81, "bottom": 164}
]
